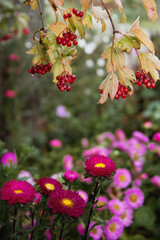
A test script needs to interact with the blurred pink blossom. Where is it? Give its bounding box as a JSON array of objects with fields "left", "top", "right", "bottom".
[{"left": 49, "top": 139, "right": 62, "bottom": 148}]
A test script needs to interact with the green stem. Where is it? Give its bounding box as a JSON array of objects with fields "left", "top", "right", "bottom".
[
  {"left": 84, "top": 180, "right": 99, "bottom": 240},
  {"left": 12, "top": 206, "right": 17, "bottom": 240},
  {"left": 30, "top": 210, "right": 34, "bottom": 240},
  {"left": 59, "top": 216, "right": 65, "bottom": 240}
]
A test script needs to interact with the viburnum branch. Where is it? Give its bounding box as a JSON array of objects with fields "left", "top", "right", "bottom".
[
  {"left": 72, "top": 0, "right": 75, "bottom": 8},
  {"left": 99, "top": 0, "right": 116, "bottom": 71},
  {"left": 116, "top": 30, "right": 142, "bottom": 68},
  {"left": 37, "top": 0, "right": 45, "bottom": 31}
]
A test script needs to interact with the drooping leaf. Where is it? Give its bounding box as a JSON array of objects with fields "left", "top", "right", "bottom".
[
  {"left": 129, "top": 17, "right": 141, "bottom": 34},
  {"left": 82, "top": 13, "right": 93, "bottom": 30},
  {"left": 52, "top": 61, "right": 64, "bottom": 82},
  {"left": 98, "top": 72, "right": 119, "bottom": 103},
  {"left": 92, "top": 6, "right": 109, "bottom": 20},
  {"left": 142, "top": 0, "right": 158, "bottom": 22},
  {"left": 115, "top": 35, "right": 141, "bottom": 54},
  {"left": 47, "top": 49, "right": 55, "bottom": 64},
  {"left": 25, "top": 0, "right": 37, "bottom": 10},
  {"left": 101, "top": 46, "right": 125, "bottom": 72},
  {"left": 48, "top": 21, "right": 66, "bottom": 36},
  {"left": 101, "top": 19, "right": 107, "bottom": 32},
  {"left": 72, "top": 17, "right": 85, "bottom": 38},
  {"left": 118, "top": 66, "right": 135, "bottom": 94},
  {"left": 62, "top": 56, "right": 73, "bottom": 66},
  {"left": 115, "top": 0, "right": 126, "bottom": 23},
  {"left": 81, "top": 0, "right": 90, "bottom": 13}
]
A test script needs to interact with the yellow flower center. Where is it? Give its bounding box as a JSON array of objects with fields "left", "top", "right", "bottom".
[
  {"left": 130, "top": 193, "right": 137, "bottom": 203},
  {"left": 8, "top": 158, "right": 13, "bottom": 164},
  {"left": 121, "top": 211, "right": 127, "bottom": 220},
  {"left": 95, "top": 163, "right": 105, "bottom": 168},
  {"left": 119, "top": 175, "right": 126, "bottom": 182},
  {"left": 61, "top": 198, "right": 74, "bottom": 208},
  {"left": 109, "top": 223, "right": 117, "bottom": 232},
  {"left": 97, "top": 201, "right": 104, "bottom": 207},
  {"left": 113, "top": 204, "right": 120, "bottom": 210},
  {"left": 92, "top": 228, "right": 97, "bottom": 234},
  {"left": 45, "top": 183, "right": 55, "bottom": 191},
  {"left": 14, "top": 190, "right": 23, "bottom": 194}
]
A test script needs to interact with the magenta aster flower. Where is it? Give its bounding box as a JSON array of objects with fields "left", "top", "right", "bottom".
[
  {"left": 113, "top": 168, "right": 131, "bottom": 189},
  {"left": 63, "top": 154, "right": 73, "bottom": 171},
  {"left": 77, "top": 223, "right": 85, "bottom": 236},
  {"left": 48, "top": 189, "right": 86, "bottom": 218},
  {"left": 124, "top": 187, "right": 144, "bottom": 209},
  {"left": 8, "top": 53, "right": 20, "bottom": 61},
  {"left": 96, "top": 196, "right": 108, "bottom": 211},
  {"left": 120, "top": 204, "right": 133, "bottom": 227},
  {"left": 0, "top": 180, "right": 36, "bottom": 205},
  {"left": 151, "top": 176, "right": 160, "bottom": 188},
  {"left": 104, "top": 216, "right": 124, "bottom": 240},
  {"left": 84, "top": 155, "right": 116, "bottom": 178},
  {"left": 77, "top": 190, "right": 88, "bottom": 203},
  {"left": 49, "top": 139, "right": 62, "bottom": 148},
  {"left": 33, "top": 193, "right": 41, "bottom": 204},
  {"left": 5, "top": 90, "right": 16, "bottom": 98},
  {"left": 64, "top": 171, "right": 79, "bottom": 182},
  {"left": 108, "top": 199, "right": 125, "bottom": 216},
  {"left": 140, "top": 173, "right": 148, "bottom": 180},
  {"left": 132, "top": 131, "right": 149, "bottom": 143},
  {"left": 1, "top": 152, "right": 17, "bottom": 167},
  {"left": 89, "top": 222, "right": 103, "bottom": 240},
  {"left": 153, "top": 132, "right": 160, "bottom": 143},
  {"left": 37, "top": 177, "right": 62, "bottom": 195}
]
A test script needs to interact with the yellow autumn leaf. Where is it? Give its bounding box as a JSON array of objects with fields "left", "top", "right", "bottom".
[
  {"left": 81, "top": 0, "right": 89, "bottom": 13},
  {"left": 101, "top": 19, "right": 107, "bottom": 32},
  {"left": 115, "top": 0, "right": 126, "bottom": 23},
  {"left": 82, "top": 13, "right": 92, "bottom": 30},
  {"left": 47, "top": 49, "right": 55, "bottom": 64},
  {"left": 48, "top": 21, "right": 66, "bottom": 36},
  {"left": 129, "top": 17, "right": 141, "bottom": 34},
  {"left": 142, "top": 0, "right": 158, "bottom": 22},
  {"left": 133, "top": 28, "right": 155, "bottom": 54}
]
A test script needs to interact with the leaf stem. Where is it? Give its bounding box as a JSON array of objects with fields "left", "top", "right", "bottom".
[
  {"left": 12, "top": 206, "right": 17, "bottom": 240},
  {"left": 72, "top": 0, "right": 75, "bottom": 8},
  {"left": 84, "top": 179, "right": 99, "bottom": 240},
  {"left": 37, "top": 0, "right": 45, "bottom": 31},
  {"left": 30, "top": 210, "right": 35, "bottom": 240},
  {"left": 59, "top": 216, "right": 65, "bottom": 240}
]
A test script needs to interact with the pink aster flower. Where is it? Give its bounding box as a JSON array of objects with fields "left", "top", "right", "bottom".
[
  {"left": 124, "top": 187, "right": 144, "bottom": 209},
  {"left": 119, "top": 205, "right": 133, "bottom": 227},
  {"left": 56, "top": 105, "right": 70, "bottom": 118},
  {"left": 140, "top": 173, "right": 148, "bottom": 180},
  {"left": 77, "top": 223, "right": 85, "bottom": 236},
  {"left": 133, "top": 178, "right": 141, "bottom": 187},
  {"left": 18, "top": 170, "right": 34, "bottom": 185},
  {"left": 113, "top": 168, "right": 131, "bottom": 189},
  {"left": 89, "top": 222, "right": 103, "bottom": 240},
  {"left": 48, "top": 189, "right": 86, "bottom": 218},
  {"left": 104, "top": 216, "right": 124, "bottom": 240},
  {"left": 96, "top": 196, "right": 108, "bottom": 211},
  {"left": 80, "top": 175, "right": 92, "bottom": 184},
  {"left": 77, "top": 190, "right": 88, "bottom": 203},
  {"left": 108, "top": 199, "right": 125, "bottom": 216},
  {"left": 37, "top": 177, "right": 62, "bottom": 195},
  {"left": 133, "top": 160, "right": 144, "bottom": 173},
  {"left": 83, "top": 147, "right": 111, "bottom": 158},
  {"left": 0, "top": 180, "right": 36, "bottom": 205},
  {"left": 107, "top": 183, "right": 123, "bottom": 199},
  {"left": 132, "top": 131, "right": 149, "bottom": 143},
  {"left": 63, "top": 154, "right": 73, "bottom": 171},
  {"left": 148, "top": 142, "right": 157, "bottom": 151},
  {"left": 1, "top": 152, "right": 17, "bottom": 167},
  {"left": 153, "top": 132, "right": 160, "bottom": 143},
  {"left": 97, "top": 132, "right": 116, "bottom": 143},
  {"left": 33, "top": 193, "right": 41, "bottom": 204},
  {"left": 8, "top": 53, "right": 20, "bottom": 61},
  {"left": 151, "top": 176, "right": 160, "bottom": 188},
  {"left": 64, "top": 171, "right": 79, "bottom": 182},
  {"left": 144, "top": 121, "right": 152, "bottom": 129},
  {"left": 5, "top": 90, "right": 16, "bottom": 98},
  {"left": 49, "top": 139, "right": 62, "bottom": 148},
  {"left": 84, "top": 155, "right": 116, "bottom": 178},
  {"left": 81, "top": 138, "right": 89, "bottom": 148},
  {"left": 115, "top": 129, "right": 126, "bottom": 141},
  {"left": 112, "top": 141, "right": 127, "bottom": 152}
]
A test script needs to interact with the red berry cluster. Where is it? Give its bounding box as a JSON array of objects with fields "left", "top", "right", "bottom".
[
  {"left": 114, "top": 83, "right": 129, "bottom": 100},
  {"left": 28, "top": 63, "right": 52, "bottom": 75},
  {"left": 63, "top": 9, "right": 84, "bottom": 19},
  {"left": 56, "top": 30, "right": 78, "bottom": 47},
  {"left": 56, "top": 72, "right": 76, "bottom": 92},
  {"left": 135, "top": 70, "right": 156, "bottom": 89}
]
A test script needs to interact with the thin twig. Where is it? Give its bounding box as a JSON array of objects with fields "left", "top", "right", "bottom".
[
  {"left": 37, "top": 0, "right": 45, "bottom": 30},
  {"left": 72, "top": 0, "right": 75, "bottom": 8}
]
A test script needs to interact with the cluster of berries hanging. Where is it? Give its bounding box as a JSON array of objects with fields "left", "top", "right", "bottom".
[
  {"left": 28, "top": 62, "right": 52, "bottom": 75},
  {"left": 56, "top": 29, "right": 78, "bottom": 47},
  {"left": 114, "top": 82, "right": 130, "bottom": 100},
  {"left": 63, "top": 9, "right": 84, "bottom": 19},
  {"left": 135, "top": 70, "right": 156, "bottom": 89},
  {"left": 56, "top": 72, "right": 76, "bottom": 92}
]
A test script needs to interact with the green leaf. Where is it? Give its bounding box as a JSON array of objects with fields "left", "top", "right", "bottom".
[
  {"left": 82, "top": 13, "right": 93, "bottom": 30},
  {"left": 72, "top": 17, "right": 85, "bottom": 38},
  {"left": 115, "top": 35, "right": 141, "bottom": 54}
]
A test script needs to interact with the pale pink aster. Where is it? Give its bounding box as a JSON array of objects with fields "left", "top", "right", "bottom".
[
  {"left": 80, "top": 175, "right": 92, "bottom": 184},
  {"left": 151, "top": 176, "right": 160, "bottom": 188},
  {"left": 1, "top": 152, "right": 17, "bottom": 167},
  {"left": 96, "top": 196, "right": 108, "bottom": 211},
  {"left": 144, "top": 121, "right": 152, "bottom": 129},
  {"left": 77, "top": 223, "right": 85, "bottom": 236},
  {"left": 132, "top": 131, "right": 149, "bottom": 143},
  {"left": 64, "top": 171, "right": 79, "bottom": 182},
  {"left": 83, "top": 147, "right": 111, "bottom": 157},
  {"left": 115, "top": 129, "right": 126, "bottom": 141},
  {"left": 81, "top": 138, "right": 89, "bottom": 148},
  {"left": 113, "top": 168, "right": 131, "bottom": 189},
  {"left": 108, "top": 199, "right": 125, "bottom": 216},
  {"left": 97, "top": 132, "right": 116, "bottom": 143},
  {"left": 56, "top": 105, "right": 70, "bottom": 118},
  {"left": 5, "top": 90, "right": 16, "bottom": 98},
  {"left": 63, "top": 154, "right": 73, "bottom": 171},
  {"left": 8, "top": 53, "right": 20, "bottom": 61},
  {"left": 48, "top": 189, "right": 86, "bottom": 218},
  {"left": 37, "top": 177, "right": 62, "bottom": 195},
  {"left": 18, "top": 170, "right": 34, "bottom": 185},
  {"left": 0, "top": 180, "right": 36, "bottom": 205},
  {"left": 112, "top": 141, "right": 127, "bottom": 152},
  {"left": 104, "top": 216, "right": 124, "bottom": 240},
  {"left": 133, "top": 160, "right": 144, "bottom": 173},
  {"left": 49, "top": 139, "right": 62, "bottom": 148},
  {"left": 140, "top": 173, "right": 148, "bottom": 180},
  {"left": 133, "top": 178, "right": 141, "bottom": 187},
  {"left": 148, "top": 142, "right": 157, "bottom": 151},
  {"left": 119, "top": 205, "right": 133, "bottom": 227},
  {"left": 124, "top": 187, "right": 144, "bottom": 209},
  {"left": 77, "top": 190, "right": 88, "bottom": 203},
  {"left": 89, "top": 222, "right": 103, "bottom": 240},
  {"left": 84, "top": 155, "right": 116, "bottom": 178},
  {"left": 153, "top": 132, "right": 160, "bottom": 143}
]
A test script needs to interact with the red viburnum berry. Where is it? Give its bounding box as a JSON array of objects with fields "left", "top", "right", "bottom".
[
  {"left": 135, "top": 69, "right": 156, "bottom": 89},
  {"left": 56, "top": 71, "right": 76, "bottom": 92},
  {"left": 56, "top": 28, "right": 78, "bottom": 47},
  {"left": 28, "top": 62, "right": 52, "bottom": 75}
]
